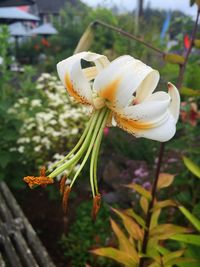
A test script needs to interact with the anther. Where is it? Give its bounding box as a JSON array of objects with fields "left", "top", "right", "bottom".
[
  {"left": 91, "top": 194, "right": 101, "bottom": 221},
  {"left": 62, "top": 186, "right": 71, "bottom": 214},
  {"left": 60, "top": 175, "right": 67, "bottom": 195}
]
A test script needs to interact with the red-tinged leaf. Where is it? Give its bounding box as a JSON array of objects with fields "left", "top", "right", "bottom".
[
  {"left": 91, "top": 247, "right": 137, "bottom": 267},
  {"left": 163, "top": 249, "right": 185, "bottom": 264},
  {"left": 140, "top": 196, "right": 149, "bottom": 214},
  {"left": 124, "top": 209, "right": 146, "bottom": 228},
  {"left": 153, "top": 199, "right": 178, "bottom": 211},
  {"left": 183, "top": 157, "right": 200, "bottom": 179},
  {"left": 110, "top": 219, "right": 139, "bottom": 263},
  {"left": 157, "top": 173, "right": 175, "bottom": 190},
  {"left": 170, "top": 234, "right": 200, "bottom": 246},
  {"left": 164, "top": 53, "right": 185, "bottom": 65},
  {"left": 150, "top": 224, "right": 191, "bottom": 240},
  {"left": 126, "top": 183, "right": 152, "bottom": 200},
  {"left": 179, "top": 206, "right": 200, "bottom": 231},
  {"left": 112, "top": 208, "right": 143, "bottom": 241}
]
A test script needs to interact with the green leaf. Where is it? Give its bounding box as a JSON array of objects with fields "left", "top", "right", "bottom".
[
  {"left": 170, "top": 234, "right": 200, "bottom": 246},
  {"left": 157, "top": 245, "right": 170, "bottom": 256},
  {"left": 157, "top": 173, "right": 175, "bottom": 190},
  {"left": 163, "top": 249, "right": 185, "bottom": 264},
  {"left": 110, "top": 219, "right": 139, "bottom": 263},
  {"left": 180, "top": 87, "right": 200, "bottom": 97},
  {"left": 150, "top": 208, "right": 161, "bottom": 230},
  {"left": 126, "top": 183, "right": 152, "bottom": 200},
  {"left": 91, "top": 247, "right": 137, "bottom": 267},
  {"left": 190, "top": 0, "right": 195, "bottom": 6},
  {"left": 150, "top": 224, "right": 190, "bottom": 240},
  {"left": 153, "top": 199, "right": 178, "bottom": 211},
  {"left": 194, "top": 39, "right": 200, "bottom": 49},
  {"left": 183, "top": 157, "right": 200, "bottom": 179},
  {"left": 124, "top": 209, "right": 146, "bottom": 228},
  {"left": 179, "top": 206, "right": 200, "bottom": 231},
  {"left": 140, "top": 196, "right": 149, "bottom": 214},
  {"left": 112, "top": 208, "right": 143, "bottom": 241},
  {"left": 164, "top": 53, "right": 185, "bottom": 65},
  {"left": 166, "top": 257, "right": 197, "bottom": 266}
]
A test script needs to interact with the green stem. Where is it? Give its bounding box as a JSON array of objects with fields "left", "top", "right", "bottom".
[
  {"left": 90, "top": 117, "right": 106, "bottom": 195},
  {"left": 49, "top": 110, "right": 100, "bottom": 178},
  {"left": 70, "top": 108, "right": 108, "bottom": 191},
  {"left": 46, "top": 114, "right": 94, "bottom": 173}
]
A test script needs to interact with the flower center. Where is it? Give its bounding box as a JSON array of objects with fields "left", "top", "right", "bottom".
[{"left": 46, "top": 107, "right": 110, "bottom": 198}]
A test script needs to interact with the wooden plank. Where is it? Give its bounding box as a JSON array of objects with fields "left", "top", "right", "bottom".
[
  {"left": 0, "top": 252, "right": 6, "bottom": 267},
  {"left": 11, "top": 230, "right": 39, "bottom": 267},
  {"left": 0, "top": 191, "right": 13, "bottom": 223},
  {"left": 0, "top": 223, "right": 21, "bottom": 267},
  {"left": 0, "top": 182, "right": 56, "bottom": 267}
]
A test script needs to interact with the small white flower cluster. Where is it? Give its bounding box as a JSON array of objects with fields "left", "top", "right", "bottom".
[{"left": 8, "top": 73, "right": 89, "bottom": 167}]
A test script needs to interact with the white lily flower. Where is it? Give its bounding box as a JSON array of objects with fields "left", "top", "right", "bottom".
[
  {"left": 57, "top": 51, "right": 180, "bottom": 142},
  {"left": 24, "top": 52, "right": 180, "bottom": 218}
]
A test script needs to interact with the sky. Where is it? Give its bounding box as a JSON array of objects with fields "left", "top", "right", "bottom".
[{"left": 81, "top": 0, "right": 198, "bottom": 19}]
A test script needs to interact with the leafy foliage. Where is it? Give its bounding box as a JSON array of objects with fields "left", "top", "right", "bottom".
[
  {"left": 92, "top": 174, "right": 200, "bottom": 266},
  {"left": 59, "top": 201, "right": 117, "bottom": 267}
]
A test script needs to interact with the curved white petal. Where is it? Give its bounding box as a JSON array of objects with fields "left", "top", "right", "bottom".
[
  {"left": 93, "top": 56, "right": 159, "bottom": 109},
  {"left": 114, "top": 91, "right": 170, "bottom": 123},
  {"left": 134, "top": 114, "right": 176, "bottom": 142},
  {"left": 168, "top": 82, "right": 180, "bottom": 123},
  {"left": 57, "top": 52, "right": 109, "bottom": 104},
  {"left": 135, "top": 68, "right": 160, "bottom": 103},
  {"left": 115, "top": 112, "right": 176, "bottom": 142}
]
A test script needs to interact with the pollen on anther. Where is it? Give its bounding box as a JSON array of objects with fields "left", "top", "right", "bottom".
[
  {"left": 92, "top": 194, "right": 101, "bottom": 221},
  {"left": 62, "top": 186, "right": 71, "bottom": 214}
]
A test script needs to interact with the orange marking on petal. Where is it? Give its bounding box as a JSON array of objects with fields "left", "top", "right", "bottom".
[
  {"left": 99, "top": 78, "right": 121, "bottom": 103},
  {"left": 65, "top": 73, "right": 89, "bottom": 104},
  {"left": 115, "top": 114, "right": 154, "bottom": 134}
]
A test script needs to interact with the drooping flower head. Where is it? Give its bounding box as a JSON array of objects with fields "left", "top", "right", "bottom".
[{"left": 24, "top": 52, "right": 180, "bottom": 216}]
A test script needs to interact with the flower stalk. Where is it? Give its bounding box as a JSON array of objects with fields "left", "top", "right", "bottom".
[{"left": 139, "top": 7, "right": 200, "bottom": 267}]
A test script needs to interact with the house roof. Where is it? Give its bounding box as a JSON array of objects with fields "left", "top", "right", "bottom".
[{"left": 35, "top": 0, "right": 78, "bottom": 14}]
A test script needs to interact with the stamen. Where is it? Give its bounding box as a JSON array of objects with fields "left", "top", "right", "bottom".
[
  {"left": 46, "top": 114, "right": 94, "bottom": 173},
  {"left": 69, "top": 108, "right": 107, "bottom": 189},
  {"left": 90, "top": 109, "right": 110, "bottom": 196},
  {"left": 60, "top": 175, "right": 67, "bottom": 195},
  {"left": 40, "top": 166, "right": 46, "bottom": 176},
  {"left": 23, "top": 176, "right": 54, "bottom": 188},
  {"left": 92, "top": 194, "right": 101, "bottom": 221},
  {"left": 48, "top": 110, "right": 101, "bottom": 178},
  {"left": 62, "top": 186, "right": 71, "bottom": 214}
]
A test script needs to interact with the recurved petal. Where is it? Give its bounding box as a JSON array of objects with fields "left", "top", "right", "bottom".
[
  {"left": 135, "top": 66, "right": 160, "bottom": 103},
  {"left": 57, "top": 52, "right": 109, "bottom": 104},
  {"left": 115, "top": 112, "right": 176, "bottom": 142},
  {"left": 168, "top": 82, "right": 180, "bottom": 123},
  {"left": 114, "top": 91, "right": 171, "bottom": 123},
  {"left": 93, "top": 56, "right": 159, "bottom": 109}
]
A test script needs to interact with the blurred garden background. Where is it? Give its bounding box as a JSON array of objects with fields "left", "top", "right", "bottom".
[{"left": 0, "top": 0, "right": 200, "bottom": 266}]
